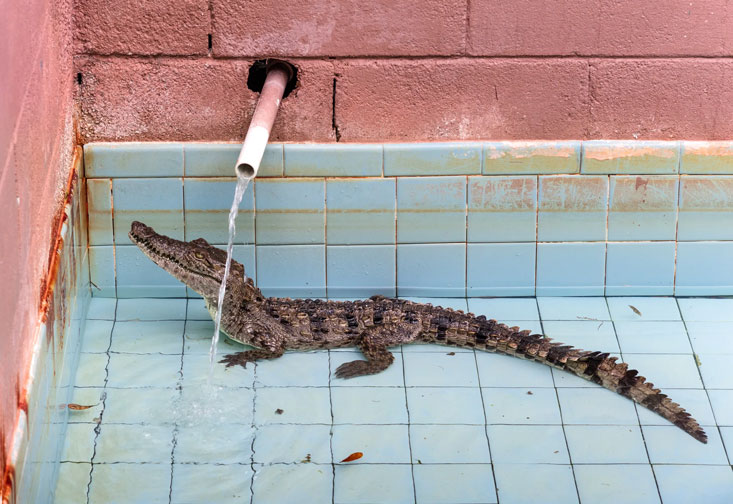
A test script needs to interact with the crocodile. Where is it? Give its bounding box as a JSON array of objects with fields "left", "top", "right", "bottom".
[{"left": 129, "top": 220, "right": 708, "bottom": 443}]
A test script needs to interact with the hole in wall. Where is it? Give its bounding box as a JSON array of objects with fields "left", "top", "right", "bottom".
[
  {"left": 207, "top": 34, "right": 212, "bottom": 51},
  {"left": 247, "top": 59, "right": 298, "bottom": 98},
  {"left": 76, "top": 72, "right": 82, "bottom": 85}
]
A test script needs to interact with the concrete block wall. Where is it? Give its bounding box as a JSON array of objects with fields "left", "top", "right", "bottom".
[{"left": 74, "top": 0, "right": 733, "bottom": 143}]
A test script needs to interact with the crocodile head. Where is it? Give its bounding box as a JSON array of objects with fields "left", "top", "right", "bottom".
[{"left": 128, "top": 221, "right": 256, "bottom": 303}]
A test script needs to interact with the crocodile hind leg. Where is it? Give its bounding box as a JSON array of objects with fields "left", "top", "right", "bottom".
[
  {"left": 334, "top": 329, "right": 397, "bottom": 379},
  {"left": 219, "top": 349, "right": 284, "bottom": 369}
]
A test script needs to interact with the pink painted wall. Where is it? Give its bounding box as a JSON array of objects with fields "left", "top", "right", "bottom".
[
  {"left": 74, "top": 0, "right": 733, "bottom": 142},
  {"left": 0, "top": 0, "right": 75, "bottom": 485}
]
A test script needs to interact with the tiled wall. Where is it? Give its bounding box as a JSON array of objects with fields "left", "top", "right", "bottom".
[{"left": 85, "top": 140, "right": 733, "bottom": 298}]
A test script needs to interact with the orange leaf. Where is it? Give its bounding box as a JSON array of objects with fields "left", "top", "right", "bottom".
[
  {"left": 68, "top": 403, "right": 96, "bottom": 410},
  {"left": 340, "top": 452, "right": 363, "bottom": 463}
]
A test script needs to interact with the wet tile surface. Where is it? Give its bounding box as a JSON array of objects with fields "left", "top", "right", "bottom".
[{"left": 57, "top": 296, "right": 733, "bottom": 503}]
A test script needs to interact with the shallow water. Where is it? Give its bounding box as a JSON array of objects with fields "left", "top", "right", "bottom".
[{"left": 54, "top": 296, "right": 733, "bottom": 503}]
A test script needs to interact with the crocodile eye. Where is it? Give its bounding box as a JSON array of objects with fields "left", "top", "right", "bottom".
[{"left": 194, "top": 252, "right": 204, "bottom": 259}]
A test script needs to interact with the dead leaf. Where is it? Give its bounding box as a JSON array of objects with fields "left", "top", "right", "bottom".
[
  {"left": 67, "top": 403, "right": 96, "bottom": 411},
  {"left": 301, "top": 454, "right": 312, "bottom": 463},
  {"left": 526, "top": 391, "right": 533, "bottom": 395},
  {"left": 446, "top": 352, "right": 456, "bottom": 356},
  {"left": 340, "top": 452, "right": 363, "bottom": 463},
  {"left": 275, "top": 408, "right": 284, "bottom": 415},
  {"left": 694, "top": 354, "right": 702, "bottom": 367},
  {"left": 629, "top": 305, "right": 642, "bottom": 316}
]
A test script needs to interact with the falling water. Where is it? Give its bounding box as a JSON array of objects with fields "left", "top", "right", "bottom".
[{"left": 209, "top": 177, "right": 250, "bottom": 377}]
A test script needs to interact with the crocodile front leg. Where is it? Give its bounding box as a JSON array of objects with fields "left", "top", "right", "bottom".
[
  {"left": 334, "top": 328, "right": 397, "bottom": 379},
  {"left": 219, "top": 348, "right": 284, "bottom": 369}
]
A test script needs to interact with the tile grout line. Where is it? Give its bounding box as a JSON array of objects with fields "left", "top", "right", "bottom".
[
  {"left": 167, "top": 301, "right": 188, "bottom": 504},
  {"left": 327, "top": 350, "right": 336, "bottom": 504},
  {"left": 398, "top": 345, "right": 418, "bottom": 503},
  {"left": 472, "top": 343, "right": 501, "bottom": 504},
  {"left": 540, "top": 300, "right": 583, "bottom": 504},
  {"left": 605, "top": 297, "right": 665, "bottom": 504},
  {"left": 675, "top": 298, "right": 731, "bottom": 467},
  {"left": 85, "top": 298, "right": 117, "bottom": 504},
  {"left": 248, "top": 357, "right": 259, "bottom": 504}
]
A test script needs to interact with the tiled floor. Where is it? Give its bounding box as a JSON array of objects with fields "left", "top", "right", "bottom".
[{"left": 54, "top": 297, "right": 733, "bottom": 504}]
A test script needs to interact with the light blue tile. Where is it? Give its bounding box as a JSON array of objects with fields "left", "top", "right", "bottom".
[
  {"left": 606, "top": 242, "right": 676, "bottom": 295},
  {"left": 74, "top": 353, "right": 108, "bottom": 387},
  {"left": 327, "top": 245, "right": 395, "bottom": 297},
  {"left": 86, "top": 297, "right": 117, "bottom": 319},
  {"left": 551, "top": 367, "right": 600, "bottom": 388},
  {"left": 115, "top": 244, "right": 187, "bottom": 298},
  {"left": 614, "top": 321, "right": 692, "bottom": 354},
  {"left": 254, "top": 464, "right": 333, "bottom": 504},
  {"left": 608, "top": 175, "right": 678, "bottom": 241},
  {"left": 410, "top": 424, "right": 490, "bottom": 463},
  {"left": 89, "top": 245, "right": 116, "bottom": 298},
  {"left": 326, "top": 178, "right": 395, "bottom": 245},
  {"left": 110, "top": 320, "right": 184, "bottom": 354},
  {"left": 403, "top": 352, "right": 479, "bottom": 387},
  {"left": 476, "top": 353, "right": 554, "bottom": 387},
  {"left": 607, "top": 297, "right": 681, "bottom": 321},
  {"left": 644, "top": 425, "right": 728, "bottom": 464},
  {"left": 255, "top": 352, "right": 330, "bottom": 387},
  {"left": 80, "top": 319, "right": 113, "bottom": 353},
  {"left": 467, "top": 243, "right": 535, "bottom": 296},
  {"left": 181, "top": 352, "right": 255, "bottom": 388},
  {"left": 171, "top": 464, "right": 253, "bottom": 504},
  {"left": 254, "top": 387, "right": 331, "bottom": 425},
  {"left": 86, "top": 178, "right": 113, "bottom": 245},
  {"left": 331, "top": 387, "right": 408, "bottom": 424},
  {"left": 637, "top": 389, "right": 716, "bottom": 427},
  {"left": 330, "top": 351, "right": 405, "bottom": 387},
  {"left": 413, "top": 464, "right": 497, "bottom": 504},
  {"left": 186, "top": 298, "right": 210, "bottom": 320},
  {"left": 397, "top": 243, "right": 466, "bottom": 297},
  {"left": 256, "top": 244, "right": 325, "bottom": 298},
  {"left": 106, "top": 353, "right": 181, "bottom": 388},
  {"left": 537, "top": 297, "right": 611, "bottom": 320},
  {"left": 574, "top": 465, "right": 661, "bottom": 504},
  {"left": 88, "top": 463, "right": 171, "bottom": 504},
  {"left": 334, "top": 464, "right": 414, "bottom": 504},
  {"left": 183, "top": 178, "right": 254, "bottom": 244},
  {"left": 708, "top": 390, "right": 733, "bottom": 426},
  {"left": 175, "top": 424, "right": 254, "bottom": 464},
  {"left": 654, "top": 465, "right": 733, "bottom": 504},
  {"left": 116, "top": 298, "right": 186, "bottom": 321},
  {"left": 397, "top": 176, "right": 466, "bottom": 243},
  {"left": 565, "top": 425, "right": 648, "bottom": 463},
  {"left": 85, "top": 142, "right": 183, "bottom": 177},
  {"left": 285, "top": 143, "right": 382, "bottom": 176},
  {"left": 687, "top": 322, "right": 733, "bottom": 354},
  {"left": 538, "top": 175, "right": 608, "bottom": 241},
  {"left": 385, "top": 142, "right": 481, "bottom": 176},
  {"left": 468, "top": 298, "right": 539, "bottom": 321},
  {"left": 95, "top": 424, "right": 173, "bottom": 463},
  {"left": 557, "top": 388, "right": 639, "bottom": 425},
  {"left": 698, "top": 354, "right": 733, "bottom": 388},
  {"left": 678, "top": 176, "right": 733, "bottom": 240},
  {"left": 494, "top": 464, "right": 578, "bottom": 504},
  {"left": 54, "top": 462, "right": 91, "bottom": 504},
  {"left": 113, "top": 177, "right": 184, "bottom": 245},
  {"left": 488, "top": 425, "right": 569, "bottom": 463},
  {"left": 253, "top": 424, "right": 332, "bottom": 464},
  {"left": 542, "top": 321, "right": 619, "bottom": 353},
  {"left": 103, "top": 387, "right": 179, "bottom": 424},
  {"left": 65, "top": 388, "right": 105, "bottom": 422},
  {"left": 536, "top": 243, "right": 606, "bottom": 296},
  {"left": 184, "top": 142, "right": 283, "bottom": 177},
  {"left": 484, "top": 141, "right": 581, "bottom": 175},
  {"left": 406, "top": 387, "right": 485, "bottom": 424},
  {"left": 676, "top": 242, "right": 733, "bottom": 295},
  {"left": 581, "top": 140, "right": 679, "bottom": 174},
  {"left": 176, "top": 387, "right": 254, "bottom": 426},
  {"left": 678, "top": 298, "right": 733, "bottom": 321},
  {"left": 255, "top": 179, "right": 324, "bottom": 245},
  {"left": 467, "top": 175, "right": 537, "bottom": 242},
  {"left": 60, "top": 423, "right": 97, "bottom": 462},
  {"left": 483, "top": 388, "right": 562, "bottom": 424},
  {"left": 333, "top": 424, "right": 410, "bottom": 463}
]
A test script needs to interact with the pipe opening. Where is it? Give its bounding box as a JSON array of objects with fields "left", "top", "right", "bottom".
[
  {"left": 248, "top": 59, "right": 298, "bottom": 98},
  {"left": 236, "top": 162, "right": 256, "bottom": 180}
]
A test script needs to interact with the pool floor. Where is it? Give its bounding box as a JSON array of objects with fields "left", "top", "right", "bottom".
[{"left": 53, "top": 296, "right": 733, "bottom": 504}]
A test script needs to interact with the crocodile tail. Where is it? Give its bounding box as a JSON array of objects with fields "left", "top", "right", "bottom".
[{"left": 454, "top": 316, "right": 708, "bottom": 444}]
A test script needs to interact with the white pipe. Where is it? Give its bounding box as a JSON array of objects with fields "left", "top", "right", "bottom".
[{"left": 236, "top": 63, "right": 291, "bottom": 180}]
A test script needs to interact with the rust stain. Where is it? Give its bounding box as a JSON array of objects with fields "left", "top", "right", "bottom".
[
  {"left": 585, "top": 145, "right": 676, "bottom": 161},
  {"left": 683, "top": 141, "right": 733, "bottom": 157},
  {"left": 680, "top": 176, "right": 733, "bottom": 210},
  {"left": 635, "top": 177, "right": 648, "bottom": 191},
  {"left": 469, "top": 176, "right": 536, "bottom": 210},
  {"left": 486, "top": 142, "right": 576, "bottom": 160},
  {"left": 540, "top": 176, "right": 607, "bottom": 211},
  {"left": 611, "top": 176, "right": 677, "bottom": 212}
]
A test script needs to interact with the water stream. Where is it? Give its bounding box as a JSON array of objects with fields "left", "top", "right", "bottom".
[{"left": 209, "top": 177, "right": 250, "bottom": 378}]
